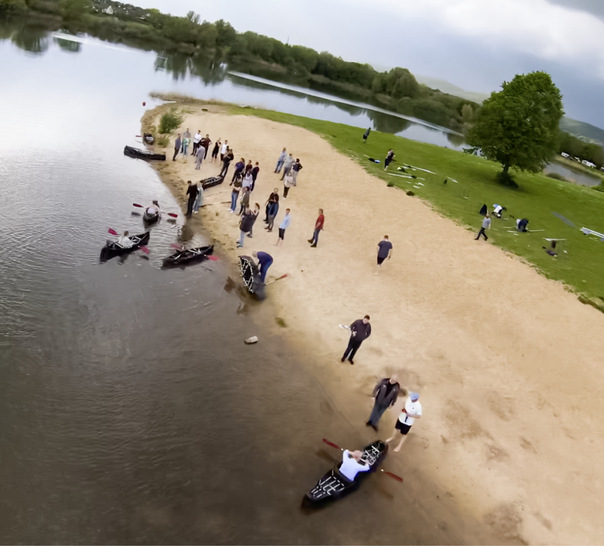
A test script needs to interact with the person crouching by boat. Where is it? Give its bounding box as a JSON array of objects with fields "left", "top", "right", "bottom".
[
  {"left": 252, "top": 250, "right": 273, "bottom": 284},
  {"left": 339, "top": 450, "right": 370, "bottom": 482},
  {"left": 117, "top": 231, "right": 133, "bottom": 248}
]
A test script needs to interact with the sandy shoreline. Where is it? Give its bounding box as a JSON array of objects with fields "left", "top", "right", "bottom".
[{"left": 141, "top": 100, "right": 604, "bottom": 544}]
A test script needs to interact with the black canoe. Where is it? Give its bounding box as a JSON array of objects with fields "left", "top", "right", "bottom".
[
  {"left": 162, "top": 245, "right": 214, "bottom": 268},
  {"left": 201, "top": 175, "right": 225, "bottom": 190},
  {"left": 143, "top": 209, "right": 160, "bottom": 225},
  {"left": 239, "top": 255, "right": 266, "bottom": 300},
  {"left": 100, "top": 231, "right": 150, "bottom": 263},
  {"left": 143, "top": 133, "right": 155, "bottom": 144},
  {"left": 124, "top": 145, "right": 166, "bottom": 161},
  {"left": 302, "top": 440, "right": 388, "bottom": 508}
]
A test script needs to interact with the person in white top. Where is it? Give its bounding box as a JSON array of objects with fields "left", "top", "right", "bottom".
[
  {"left": 339, "top": 449, "right": 370, "bottom": 482},
  {"left": 220, "top": 140, "right": 229, "bottom": 160},
  {"left": 117, "top": 230, "right": 134, "bottom": 248},
  {"left": 386, "top": 392, "right": 422, "bottom": 452},
  {"left": 146, "top": 200, "right": 159, "bottom": 216},
  {"left": 192, "top": 130, "right": 202, "bottom": 155}
]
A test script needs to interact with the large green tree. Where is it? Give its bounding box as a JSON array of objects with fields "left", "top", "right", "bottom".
[{"left": 467, "top": 71, "right": 564, "bottom": 179}]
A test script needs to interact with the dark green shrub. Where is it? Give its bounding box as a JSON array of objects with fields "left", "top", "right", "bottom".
[{"left": 158, "top": 107, "right": 183, "bottom": 134}]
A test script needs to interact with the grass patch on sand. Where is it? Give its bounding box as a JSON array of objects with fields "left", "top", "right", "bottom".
[
  {"left": 275, "top": 317, "right": 287, "bottom": 327},
  {"left": 231, "top": 106, "right": 604, "bottom": 302}
]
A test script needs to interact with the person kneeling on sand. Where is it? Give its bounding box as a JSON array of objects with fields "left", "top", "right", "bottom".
[
  {"left": 339, "top": 449, "right": 370, "bottom": 482},
  {"left": 386, "top": 392, "right": 422, "bottom": 452}
]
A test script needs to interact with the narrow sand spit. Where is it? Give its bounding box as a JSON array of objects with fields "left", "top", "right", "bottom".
[{"left": 143, "top": 102, "right": 604, "bottom": 544}]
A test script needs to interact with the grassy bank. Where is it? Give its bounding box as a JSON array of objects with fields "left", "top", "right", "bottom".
[{"left": 225, "top": 105, "right": 604, "bottom": 304}]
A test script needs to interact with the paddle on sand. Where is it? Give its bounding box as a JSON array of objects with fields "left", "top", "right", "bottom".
[
  {"left": 265, "top": 273, "right": 289, "bottom": 285},
  {"left": 107, "top": 228, "right": 149, "bottom": 253},
  {"left": 321, "top": 438, "right": 403, "bottom": 483},
  {"left": 133, "top": 203, "right": 178, "bottom": 218},
  {"left": 338, "top": 324, "right": 351, "bottom": 330}
]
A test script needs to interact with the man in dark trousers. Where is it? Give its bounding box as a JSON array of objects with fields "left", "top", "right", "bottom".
[
  {"left": 366, "top": 375, "right": 400, "bottom": 431},
  {"left": 308, "top": 208, "right": 324, "bottom": 247},
  {"left": 252, "top": 250, "right": 273, "bottom": 284},
  {"left": 173, "top": 133, "right": 182, "bottom": 161},
  {"left": 341, "top": 315, "right": 371, "bottom": 365},
  {"left": 185, "top": 180, "right": 198, "bottom": 217}
]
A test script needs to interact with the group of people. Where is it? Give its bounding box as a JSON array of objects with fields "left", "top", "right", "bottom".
[{"left": 173, "top": 129, "right": 218, "bottom": 167}]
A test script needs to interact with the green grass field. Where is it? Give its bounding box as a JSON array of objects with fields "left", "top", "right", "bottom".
[{"left": 233, "top": 105, "right": 604, "bottom": 305}]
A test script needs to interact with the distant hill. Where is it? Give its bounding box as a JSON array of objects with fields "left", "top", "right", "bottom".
[{"left": 415, "top": 74, "right": 604, "bottom": 146}]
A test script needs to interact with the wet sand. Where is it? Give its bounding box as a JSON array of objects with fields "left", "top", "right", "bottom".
[{"left": 142, "top": 100, "right": 604, "bottom": 544}]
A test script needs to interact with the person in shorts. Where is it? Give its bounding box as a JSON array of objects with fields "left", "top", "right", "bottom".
[
  {"left": 376, "top": 235, "right": 393, "bottom": 274},
  {"left": 276, "top": 208, "right": 291, "bottom": 246},
  {"left": 386, "top": 392, "right": 422, "bottom": 452}
]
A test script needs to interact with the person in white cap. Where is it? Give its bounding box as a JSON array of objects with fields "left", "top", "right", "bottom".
[
  {"left": 338, "top": 449, "right": 370, "bottom": 482},
  {"left": 385, "top": 391, "right": 422, "bottom": 452}
]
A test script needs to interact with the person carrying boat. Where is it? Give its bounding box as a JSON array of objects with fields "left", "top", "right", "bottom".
[
  {"left": 146, "top": 200, "right": 160, "bottom": 215},
  {"left": 339, "top": 450, "right": 370, "bottom": 482},
  {"left": 117, "top": 230, "right": 133, "bottom": 248}
]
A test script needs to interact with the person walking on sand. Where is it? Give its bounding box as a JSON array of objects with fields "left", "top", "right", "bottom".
[
  {"left": 375, "top": 235, "right": 393, "bottom": 274},
  {"left": 253, "top": 250, "right": 273, "bottom": 284},
  {"left": 476, "top": 212, "right": 491, "bottom": 241},
  {"left": 308, "top": 208, "right": 324, "bottom": 248},
  {"left": 276, "top": 208, "right": 291, "bottom": 246},
  {"left": 173, "top": 133, "right": 182, "bottom": 161},
  {"left": 341, "top": 315, "right": 371, "bottom": 365},
  {"left": 274, "top": 148, "right": 287, "bottom": 174},
  {"left": 193, "top": 181, "right": 203, "bottom": 213},
  {"left": 386, "top": 392, "right": 422, "bottom": 452},
  {"left": 195, "top": 143, "right": 205, "bottom": 170},
  {"left": 384, "top": 149, "right": 395, "bottom": 171},
  {"left": 237, "top": 206, "right": 255, "bottom": 248},
  {"left": 265, "top": 188, "right": 279, "bottom": 224},
  {"left": 281, "top": 153, "right": 294, "bottom": 180},
  {"left": 366, "top": 375, "right": 400, "bottom": 431},
  {"left": 185, "top": 180, "right": 199, "bottom": 217},
  {"left": 220, "top": 147, "right": 234, "bottom": 178},
  {"left": 211, "top": 138, "right": 221, "bottom": 163}
]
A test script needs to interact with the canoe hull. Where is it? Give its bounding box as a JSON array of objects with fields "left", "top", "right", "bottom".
[
  {"left": 123, "top": 145, "right": 166, "bottom": 161},
  {"left": 201, "top": 175, "right": 225, "bottom": 190},
  {"left": 239, "top": 255, "right": 266, "bottom": 300},
  {"left": 100, "top": 231, "right": 150, "bottom": 263},
  {"left": 162, "top": 245, "right": 214, "bottom": 268}
]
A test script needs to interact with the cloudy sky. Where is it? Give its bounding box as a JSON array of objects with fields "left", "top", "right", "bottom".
[{"left": 128, "top": 0, "right": 604, "bottom": 128}]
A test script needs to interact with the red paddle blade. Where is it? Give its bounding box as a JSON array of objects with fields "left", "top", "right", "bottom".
[
  {"left": 139, "top": 246, "right": 150, "bottom": 254},
  {"left": 276, "top": 273, "right": 289, "bottom": 280},
  {"left": 108, "top": 228, "right": 119, "bottom": 236},
  {"left": 381, "top": 469, "right": 403, "bottom": 483},
  {"left": 166, "top": 212, "right": 178, "bottom": 218},
  {"left": 207, "top": 255, "right": 219, "bottom": 261},
  {"left": 132, "top": 203, "right": 143, "bottom": 208},
  {"left": 322, "top": 438, "right": 341, "bottom": 450},
  {"left": 170, "top": 243, "right": 183, "bottom": 250}
]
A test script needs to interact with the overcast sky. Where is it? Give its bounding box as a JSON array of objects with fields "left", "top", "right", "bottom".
[{"left": 128, "top": 0, "right": 604, "bottom": 128}]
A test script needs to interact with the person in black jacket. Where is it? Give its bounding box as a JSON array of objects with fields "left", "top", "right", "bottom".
[
  {"left": 341, "top": 315, "right": 371, "bottom": 365},
  {"left": 185, "top": 180, "right": 199, "bottom": 217},
  {"left": 366, "top": 375, "right": 400, "bottom": 431}
]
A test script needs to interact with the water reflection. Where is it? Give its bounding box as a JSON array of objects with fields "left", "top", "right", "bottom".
[
  {"left": 0, "top": 18, "right": 49, "bottom": 54},
  {"left": 54, "top": 35, "right": 81, "bottom": 53}
]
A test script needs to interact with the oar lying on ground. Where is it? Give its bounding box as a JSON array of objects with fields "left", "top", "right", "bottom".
[
  {"left": 107, "top": 228, "right": 150, "bottom": 253},
  {"left": 321, "top": 438, "right": 403, "bottom": 482},
  {"left": 265, "top": 273, "right": 289, "bottom": 285},
  {"left": 132, "top": 203, "right": 178, "bottom": 218}
]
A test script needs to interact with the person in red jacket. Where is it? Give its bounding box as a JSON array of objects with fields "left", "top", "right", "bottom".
[{"left": 308, "top": 208, "right": 324, "bottom": 247}]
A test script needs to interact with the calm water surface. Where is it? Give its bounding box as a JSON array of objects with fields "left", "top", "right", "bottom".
[{"left": 0, "top": 24, "right": 492, "bottom": 544}]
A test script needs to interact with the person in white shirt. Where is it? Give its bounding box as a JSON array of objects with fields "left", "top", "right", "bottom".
[
  {"left": 146, "top": 200, "right": 159, "bottom": 216},
  {"left": 117, "top": 230, "right": 134, "bottom": 248},
  {"left": 192, "top": 130, "right": 202, "bottom": 156},
  {"left": 220, "top": 140, "right": 229, "bottom": 160},
  {"left": 339, "top": 449, "right": 370, "bottom": 482},
  {"left": 386, "top": 392, "right": 422, "bottom": 452}
]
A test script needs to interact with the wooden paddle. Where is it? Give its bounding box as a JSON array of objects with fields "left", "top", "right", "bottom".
[{"left": 265, "top": 273, "right": 288, "bottom": 285}]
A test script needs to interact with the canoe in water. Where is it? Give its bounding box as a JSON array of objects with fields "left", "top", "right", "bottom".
[
  {"left": 162, "top": 245, "right": 214, "bottom": 268},
  {"left": 100, "top": 231, "right": 150, "bottom": 263}
]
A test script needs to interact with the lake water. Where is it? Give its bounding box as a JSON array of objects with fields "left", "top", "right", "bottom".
[
  {"left": 0, "top": 21, "right": 494, "bottom": 544},
  {"left": 543, "top": 161, "right": 602, "bottom": 187}
]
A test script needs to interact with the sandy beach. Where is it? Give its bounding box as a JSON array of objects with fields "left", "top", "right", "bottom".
[{"left": 142, "top": 101, "right": 604, "bottom": 544}]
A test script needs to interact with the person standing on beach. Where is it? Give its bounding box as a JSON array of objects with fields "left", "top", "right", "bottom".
[
  {"left": 276, "top": 208, "right": 291, "bottom": 246},
  {"left": 232, "top": 157, "right": 245, "bottom": 183},
  {"left": 476, "top": 213, "right": 491, "bottom": 241},
  {"left": 182, "top": 128, "right": 191, "bottom": 154},
  {"left": 308, "top": 208, "right": 324, "bottom": 248},
  {"left": 239, "top": 186, "right": 250, "bottom": 215},
  {"left": 386, "top": 392, "right": 422, "bottom": 452},
  {"left": 283, "top": 170, "right": 295, "bottom": 198},
  {"left": 237, "top": 206, "right": 256, "bottom": 248},
  {"left": 173, "top": 133, "right": 182, "bottom": 161},
  {"left": 366, "top": 375, "right": 400, "bottom": 431},
  {"left": 384, "top": 149, "right": 395, "bottom": 171},
  {"left": 185, "top": 180, "right": 199, "bottom": 217},
  {"left": 341, "top": 315, "right": 371, "bottom": 365},
  {"left": 229, "top": 172, "right": 242, "bottom": 213},
  {"left": 195, "top": 143, "right": 205, "bottom": 170},
  {"left": 220, "top": 140, "right": 228, "bottom": 161},
  {"left": 192, "top": 130, "right": 202, "bottom": 155},
  {"left": 220, "top": 148, "right": 234, "bottom": 178},
  {"left": 248, "top": 203, "right": 260, "bottom": 238},
  {"left": 281, "top": 153, "right": 294, "bottom": 180},
  {"left": 253, "top": 250, "right": 273, "bottom": 284},
  {"left": 264, "top": 188, "right": 279, "bottom": 224},
  {"left": 201, "top": 134, "right": 211, "bottom": 159},
  {"left": 242, "top": 171, "right": 253, "bottom": 192},
  {"left": 274, "top": 148, "right": 287, "bottom": 173},
  {"left": 265, "top": 197, "right": 279, "bottom": 233},
  {"left": 376, "top": 235, "right": 393, "bottom": 274},
  {"left": 291, "top": 158, "right": 303, "bottom": 184},
  {"left": 251, "top": 162, "right": 260, "bottom": 191},
  {"left": 211, "top": 138, "right": 221, "bottom": 163},
  {"left": 193, "top": 182, "right": 203, "bottom": 213}
]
